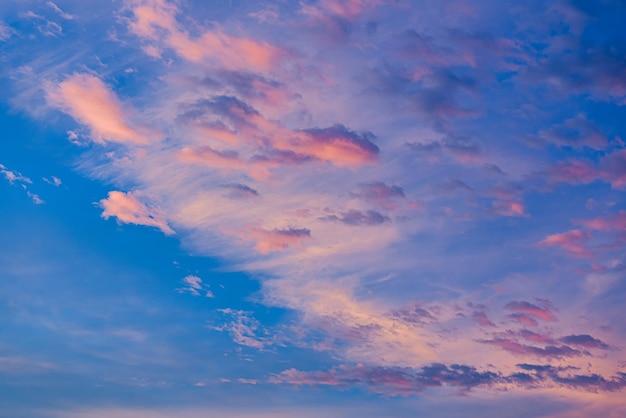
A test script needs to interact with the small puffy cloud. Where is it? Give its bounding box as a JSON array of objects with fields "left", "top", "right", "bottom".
[
  {"left": 26, "top": 191, "right": 45, "bottom": 205},
  {"left": 211, "top": 309, "right": 266, "bottom": 349},
  {"left": 46, "top": 73, "right": 153, "bottom": 144},
  {"left": 1, "top": 164, "right": 43, "bottom": 205},
  {"left": 0, "top": 164, "right": 32, "bottom": 185},
  {"left": 43, "top": 176, "right": 62, "bottom": 186},
  {"left": 100, "top": 191, "right": 174, "bottom": 235},
  {"left": 177, "top": 275, "right": 214, "bottom": 298}
]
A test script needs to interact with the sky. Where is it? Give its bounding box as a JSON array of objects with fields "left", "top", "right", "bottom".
[{"left": 1, "top": 0, "right": 626, "bottom": 417}]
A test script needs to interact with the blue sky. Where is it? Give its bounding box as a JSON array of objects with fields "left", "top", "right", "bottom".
[{"left": 1, "top": 0, "right": 626, "bottom": 417}]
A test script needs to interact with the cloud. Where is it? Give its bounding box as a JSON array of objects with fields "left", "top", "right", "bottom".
[
  {"left": 524, "top": 40, "right": 626, "bottom": 104},
  {"left": 100, "top": 191, "right": 174, "bottom": 235},
  {"left": 272, "top": 362, "right": 626, "bottom": 395},
  {"left": 0, "top": 22, "right": 16, "bottom": 41},
  {"left": 535, "top": 114, "right": 610, "bottom": 150},
  {"left": 211, "top": 309, "right": 266, "bottom": 349},
  {"left": 0, "top": 164, "right": 32, "bottom": 185},
  {"left": 471, "top": 310, "right": 495, "bottom": 327},
  {"left": 271, "top": 363, "right": 501, "bottom": 395},
  {"left": 353, "top": 182, "right": 417, "bottom": 211},
  {"left": 46, "top": 1, "right": 76, "bottom": 20},
  {"left": 177, "top": 96, "right": 378, "bottom": 169},
  {"left": 248, "top": 227, "right": 312, "bottom": 254},
  {"left": 504, "top": 301, "right": 557, "bottom": 322},
  {"left": 559, "top": 334, "right": 609, "bottom": 350},
  {"left": 515, "top": 364, "right": 626, "bottom": 392},
  {"left": 479, "top": 338, "right": 583, "bottom": 359},
  {"left": 43, "top": 176, "right": 62, "bottom": 186},
  {"left": 321, "top": 209, "right": 389, "bottom": 226},
  {"left": 546, "top": 160, "right": 602, "bottom": 186},
  {"left": 1, "top": 163, "right": 44, "bottom": 204},
  {"left": 407, "top": 135, "right": 484, "bottom": 164},
  {"left": 538, "top": 229, "right": 592, "bottom": 258},
  {"left": 177, "top": 275, "right": 214, "bottom": 298},
  {"left": 10, "top": 0, "right": 626, "bottom": 404},
  {"left": 578, "top": 211, "right": 626, "bottom": 232},
  {"left": 46, "top": 73, "right": 154, "bottom": 144},
  {"left": 126, "top": 0, "right": 288, "bottom": 71},
  {"left": 492, "top": 200, "right": 525, "bottom": 217},
  {"left": 221, "top": 183, "right": 259, "bottom": 199}
]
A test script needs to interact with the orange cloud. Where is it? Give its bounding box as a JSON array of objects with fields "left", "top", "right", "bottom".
[
  {"left": 47, "top": 73, "right": 151, "bottom": 144},
  {"left": 100, "top": 191, "right": 174, "bottom": 235}
]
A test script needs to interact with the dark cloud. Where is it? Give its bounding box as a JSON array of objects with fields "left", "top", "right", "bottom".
[
  {"left": 523, "top": 43, "right": 626, "bottom": 104},
  {"left": 271, "top": 363, "right": 502, "bottom": 396},
  {"left": 407, "top": 135, "right": 483, "bottom": 163},
  {"left": 271, "top": 362, "right": 626, "bottom": 395},
  {"left": 250, "top": 149, "right": 314, "bottom": 166},
  {"left": 559, "top": 334, "right": 610, "bottom": 349},
  {"left": 388, "top": 303, "right": 437, "bottom": 326},
  {"left": 515, "top": 363, "right": 626, "bottom": 392},
  {"left": 321, "top": 209, "right": 389, "bottom": 226},
  {"left": 479, "top": 337, "right": 583, "bottom": 358},
  {"left": 221, "top": 183, "right": 259, "bottom": 199},
  {"left": 178, "top": 95, "right": 258, "bottom": 129},
  {"left": 216, "top": 70, "right": 282, "bottom": 100},
  {"left": 302, "top": 124, "right": 380, "bottom": 161},
  {"left": 472, "top": 311, "right": 495, "bottom": 327},
  {"left": 532, "top": 114, "right": 610, "bottom": 150},
  {"left": 352, "top": 181, "right": 417, "bottom": 213}
]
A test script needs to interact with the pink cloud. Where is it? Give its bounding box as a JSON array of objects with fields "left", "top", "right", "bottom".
[
  {"left": 290, "top": 126, "right": 379, "bottom": 167},
  {"left": 128, "top": 0, "right": 287, "bottom": 72},
  {"left": 46, "top": 73, "right": 151, "bottom": 144},
  {"left": 355, "top": 182, "right": 420, "bottom": 211},
  {"left": 504, "top": 300, "right": 557, "bottom": 322},
  {"left": 492, "top": 200, "right": 525, "bottom": 217},
  {"left": 578, "top": 211, "right": 626, "bottom": 232},
  {"left": 472, "top": 311, "right": 496, "bottom": 327},
  {"left": 480, "top": 338, "right": 581, "bottom": 358},
  {"left": 179, "top": 97, "right": 378, "bottom": 169},
  {"left": 538, "top": 229, "right": 592, "bottom": 258},
  {"left": 548, "top": 159, "right": 602, "bottom": 185},
  {"left": 100, "top": 191, "right": 174, "bottom": 235},
  {"left": 315, "top": 0, "right": 386, "bottom": 19},
  {"left": 508, "top": 313, "right": 539, "bottom": 327}
]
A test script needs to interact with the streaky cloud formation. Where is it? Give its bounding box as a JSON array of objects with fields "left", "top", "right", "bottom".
[{"left": 1, "top": 0, "right": 626, "bottom": 417}]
